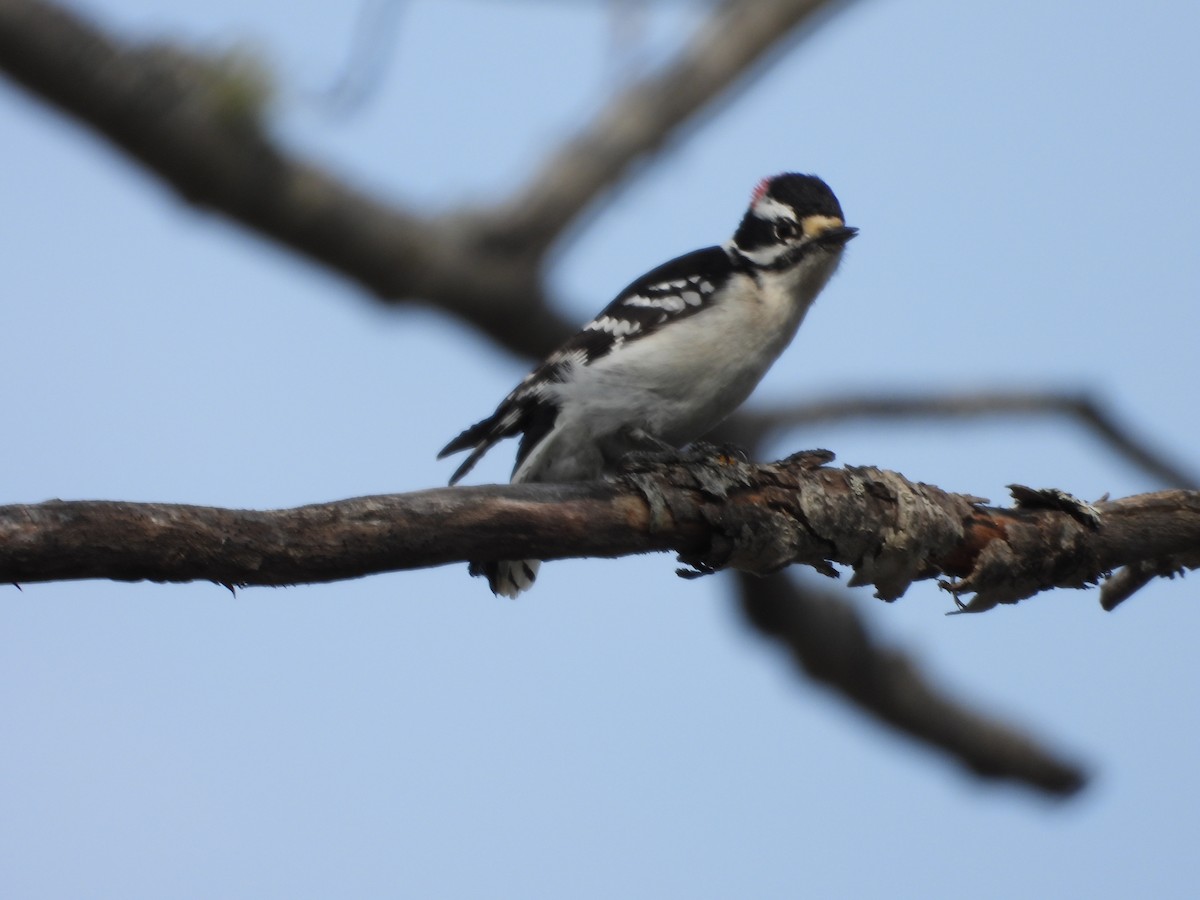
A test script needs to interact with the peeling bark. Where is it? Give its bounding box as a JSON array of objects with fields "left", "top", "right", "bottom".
[{"left": 4, "top": 453, "right": 1197, "bottom": 612}]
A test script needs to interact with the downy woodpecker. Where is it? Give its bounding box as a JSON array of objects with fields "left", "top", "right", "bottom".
[{"left": 440, "top": 173, "right": 856, "bottom": 596}]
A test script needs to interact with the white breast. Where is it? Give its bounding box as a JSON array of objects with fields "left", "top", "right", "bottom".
[{"left": 517, "top": 249, "right": 844, "bottom": 483}]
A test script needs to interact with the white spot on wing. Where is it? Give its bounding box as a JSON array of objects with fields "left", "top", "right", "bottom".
[
  {"left": 622, "top": 293, "right": 690, "bottom": 313},
  {"left": 585, "top": 315, "right": 642, "bottom": 338},
  {"left": 541, "top": 347, "right": 588, "bottom": 370},
  {"left": 622, "top": 295, "right": 657, "bottom": 308}
]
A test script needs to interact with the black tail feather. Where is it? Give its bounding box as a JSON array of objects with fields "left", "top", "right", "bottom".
[
  {"left": 439, "top": 413, "right": 511, "bottom": 485},
  {"left": 446, "top": 439, "right": 499, "bottom": 485},
  {"left": 438, "top": 416, "right": 493, "bottom": 459}
]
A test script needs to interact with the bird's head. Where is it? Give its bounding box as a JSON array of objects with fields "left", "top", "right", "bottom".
[{"left": 729, "top": 173, "right": 858, "bottom": 270}]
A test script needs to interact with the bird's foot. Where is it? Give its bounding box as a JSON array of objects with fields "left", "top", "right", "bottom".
[{"left": 608, "top": 427, "right": 749, "bottom": 474}]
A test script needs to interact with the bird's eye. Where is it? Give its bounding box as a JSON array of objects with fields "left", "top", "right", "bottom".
[{"left": 774, "top": 220, "right": 799, "bottom": 241}]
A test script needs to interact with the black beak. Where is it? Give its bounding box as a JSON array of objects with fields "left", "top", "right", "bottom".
[{"left": 819, "top": 225, "right": 858, "bottom": 247}]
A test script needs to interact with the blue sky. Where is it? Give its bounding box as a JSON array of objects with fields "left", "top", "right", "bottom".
[{"left": 2, "top": 1, "right": 1200, "bottom": 897}]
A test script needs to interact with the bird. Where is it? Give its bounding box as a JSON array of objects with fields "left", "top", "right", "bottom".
[{"left": 440, "top": 173, "right": 857, "bottom": 597}]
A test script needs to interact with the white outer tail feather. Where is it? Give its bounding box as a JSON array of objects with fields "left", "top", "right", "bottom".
[{"left": 492, "top": 559, "right": 542, "bottom": 599}]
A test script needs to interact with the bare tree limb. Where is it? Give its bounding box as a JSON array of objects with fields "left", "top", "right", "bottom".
[
  {"left": 727, "top": 393, "right": 1199, "bottom": 613},
  {"left": 733, "top": 390, "right": 1200, "bottom": 490},
  {"left": 1099, "top": 557, "right": 1190, "bottom": 612},
  {"left": 0, "top": 481, "right": 661, "bottom": 587},
  {"left": 735, "top": 571, "right": 1086, "bottom": 795},
  {"left": 4, "top": 454, "right": 1198, "bottom": 612},
  {"left": 3, "top": 454, "right": 1123, "bottom": 796},
  {"left": 0, "top": 0, "right": 569, "bottom": 354}
]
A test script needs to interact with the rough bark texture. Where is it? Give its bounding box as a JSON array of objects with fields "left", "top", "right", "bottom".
[{"left": 4, "top": 454, "right": 1197, "bottom": 614}]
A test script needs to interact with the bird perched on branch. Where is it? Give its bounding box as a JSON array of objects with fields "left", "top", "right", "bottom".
[{"left": 441, "top": 173, "right": 857, "bottom": 596}]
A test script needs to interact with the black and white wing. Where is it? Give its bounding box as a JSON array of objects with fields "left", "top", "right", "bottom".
[{"left": 438, "top": 245, "right": 736, "bottom": 484}]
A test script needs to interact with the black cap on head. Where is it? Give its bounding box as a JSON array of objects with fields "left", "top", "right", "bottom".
[
  {"left": 732, "top": 173, "right": 849, "bottom": 260},
  {"left": 753, "top": 173, "right": 844, "bottom": 220}
]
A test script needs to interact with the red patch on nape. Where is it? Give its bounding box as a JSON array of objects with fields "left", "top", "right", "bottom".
[{"left": 750, "top": 177, "right": 773, "bottom": 205}]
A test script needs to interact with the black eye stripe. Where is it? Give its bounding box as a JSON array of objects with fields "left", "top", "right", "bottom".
[{"left": 732, "top": 216, "right": 776, "bottom": 251}]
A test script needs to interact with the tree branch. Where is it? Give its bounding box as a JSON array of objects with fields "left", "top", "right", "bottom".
[
  {"left": 735, "top": 571, "right": 1086, "bottom": 795},
  {"left": 732, "top": 389, "right": 1200, "bottom": 490},
  {"left": 3, "top": 453, "right": 1124, "bottom": 796},
  {"left": 4, "top": 454, "right": 1198, "bottom": 611},
  {"left": 0, "top": 0, "right": 569, "bottom": 353}
]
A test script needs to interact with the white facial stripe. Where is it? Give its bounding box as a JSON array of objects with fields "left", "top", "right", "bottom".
[{"left": 752, "top": 195, "right": 796, "bottom": 222}]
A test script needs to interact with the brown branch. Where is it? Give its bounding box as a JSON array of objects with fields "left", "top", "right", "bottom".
[
  {"left": 7, "top": 453, "right": 1186, "bottom": 795},
  {"left": 0, "top": 482, "right": 667, "bottom": 587},
  {"left": 0, "top": 0, "right": 568, "bottom": 354},
  {"left": 735, "top": 571, "right": 1086, "bottom": 795},
  {"left": 3, "top": 454, "right": 1198, "bottom": 611},
  {"left": 722, "top": 390, "right": 1199, "bottom": 612},
  {"left": 733, "top": 390, "right": 1200, "bottom": 490}
]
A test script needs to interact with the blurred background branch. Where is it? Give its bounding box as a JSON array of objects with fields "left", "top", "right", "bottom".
[
  {"left": 735, "top": 571, "right": 1086, "bottom": 794},
  {"left": 729, "top": 389, "right": 1199, "bottom": 490}
]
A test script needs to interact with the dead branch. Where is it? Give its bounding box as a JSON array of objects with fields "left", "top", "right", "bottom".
[
  {"left": 4, "top": 454, "right": 1197, "bottom": 612},
  {"left": 735, "top": 571, "right": 1086, "bottom": 795}
]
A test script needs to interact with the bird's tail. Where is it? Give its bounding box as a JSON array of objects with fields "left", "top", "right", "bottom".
[
  {"left": 438, "top": 412, "right": 510, "bottom": 486},
  {"left": 442, "top": 402, "right": 547, "bottom": 598},
  {"left": 470, "top": 559, "right": 541, "bottom": 598}
]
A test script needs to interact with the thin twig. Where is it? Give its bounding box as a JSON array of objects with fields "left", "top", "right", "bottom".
[{"left": 734, "top": 389, "right": 1199, "bottom": 490}]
